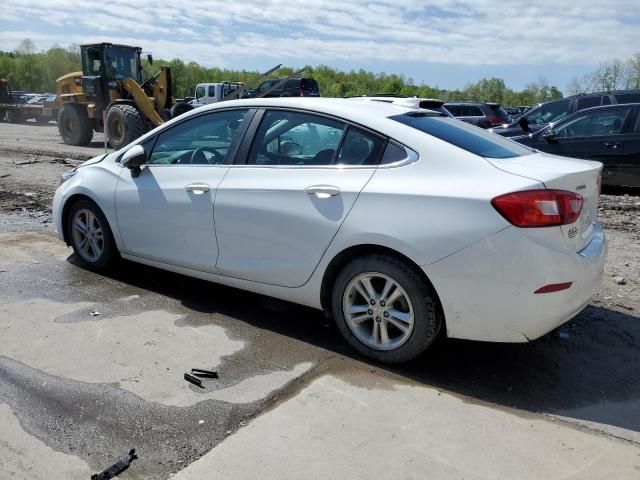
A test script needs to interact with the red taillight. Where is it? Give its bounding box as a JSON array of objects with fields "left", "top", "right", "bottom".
[
  {"left": 487, "top": 117, "right": 504, "bottom": 126},
  {"left": 491, "top": 189, "right": 584, "bottom": 228}
]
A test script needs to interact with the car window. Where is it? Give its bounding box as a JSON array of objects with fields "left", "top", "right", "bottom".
[
  {"left": 336, "top": 127, "right": 386, "bottom": 166},
  {"left": 554, "top": 108, "right": 632, "bottom": 138},
  {"left": 577, "top": 96, "right": 601, "bottom": 110},
  {"left": 147, "top": 109, "right": 250, "bottom": 165},
  {"left": 602, "top": 96, "right": 611, "bottom": 105},
  {"left": 258, "top": 81, "right": 273, "bottom": 93},
  {"left": 248, "top": 110, "right": 345, "bottom": 165},
  {"left": 390, "top": 113, "right": 534, "bottom": 159},
  {"left": 208, "top": 85, "right": 215, "bottom": 97},
  {"left": 526, "top": 100, "right": 571, "bottom": 125},
  {"left": 195, "top": 85, "right": 205, "bottom": 99},
  {"left": 463, "top": 106, "right": 483, "bottom": 116},
  {"left": 614, "top": 93, "right": 640, "bottom": 104}
]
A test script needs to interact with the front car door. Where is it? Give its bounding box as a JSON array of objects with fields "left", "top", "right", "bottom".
[
  {"left": 534, "top": 107, "right": 633, "bottom": 181},
  {"left": 214, "top": 108, "right": 386, "bottom": 287},
  {"left": 115, "top": 108, "right": 253, "bottom": 272}
]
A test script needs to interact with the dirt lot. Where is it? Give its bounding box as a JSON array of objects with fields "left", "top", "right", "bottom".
[{"left": 1, "top": 121, "right": 639, "bottom": 478}]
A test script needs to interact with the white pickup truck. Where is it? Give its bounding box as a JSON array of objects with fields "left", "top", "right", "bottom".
[{"left": 189, "top": 82, "right": 244, "bottom": 106}]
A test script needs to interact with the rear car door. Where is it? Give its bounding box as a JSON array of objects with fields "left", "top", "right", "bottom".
[
  {"left": 604, "top": 107, "right": 640, "bottom": 187},
  {"left": 214, "top": 108, "right": 386, "bottom": 287},
  {"left": 115, "top": 108, "right": 253, "bottom": 272}
]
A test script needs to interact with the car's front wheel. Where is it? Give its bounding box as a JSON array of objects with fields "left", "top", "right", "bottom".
[
  {"left": 67, "top": 199, "right": 117, "bottom": 271},
  {"left": 332, "top": 254, "right": 442, "bottom": 364}
]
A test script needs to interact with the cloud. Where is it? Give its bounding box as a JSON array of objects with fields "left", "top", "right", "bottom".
[{"left": 1, "top": 0, "right": 638, "bottom": 68}]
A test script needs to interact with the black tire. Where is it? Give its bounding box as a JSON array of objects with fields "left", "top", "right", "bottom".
[
  {"left": 331, "top": 254, "right": 442, "bottom": 364},
  {"left": 6, "top": 109, "right": 24, "bottom": 124},
  {"left": 66, "top": 199, "right": 118, "bottom": 271},
  {"left": 105, "top": 104, "right": 145, "bottom": 149},
  {"left": 57, "top": 104, "right": 93, "bottom": 145},
  {"left": 170, "top": 102, "right": 193, "bottom": 119}
]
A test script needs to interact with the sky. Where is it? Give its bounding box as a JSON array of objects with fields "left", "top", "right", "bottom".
[{"left": 2, "top": 0, "right": 639, "bottom": 92}]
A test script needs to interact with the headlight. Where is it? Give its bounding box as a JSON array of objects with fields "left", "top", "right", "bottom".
[{"left": 59, "top": 169, "right": 77, "bottom": 185}]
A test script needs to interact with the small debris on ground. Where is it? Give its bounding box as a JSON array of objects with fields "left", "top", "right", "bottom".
[
  {"left": 184, "top": 372, "right": 204, "bottom": 389},
  {"left": 89, "top": 309, "right": 101, "bottom": 316},
  {"left": 613, "top": 276, "right": 626, "bottom": 285},
  {"left": 91, "top": 449, "right": 137, "bottom": 480}
]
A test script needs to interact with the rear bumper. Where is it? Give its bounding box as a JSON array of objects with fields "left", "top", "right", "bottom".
[{"left": 423, "top": 224, "right": 607, "bottom": 343}]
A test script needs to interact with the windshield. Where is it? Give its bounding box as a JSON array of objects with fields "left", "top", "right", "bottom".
[
  {"left": 103, "top": 45, "right": 139, "bottom": 81},
  {"left": 391, "top": 113, "right": 534, "bottom": 159},
  {"left": 525, "top": 100, "right": 571, "bottom": 125}
]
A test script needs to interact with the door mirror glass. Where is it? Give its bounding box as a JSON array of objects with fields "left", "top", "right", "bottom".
[
  {"left": 121, "top": 144, "right": 146, "bottom": 174},
  {"left": 518, "top": 116, "right": 530, "bottom": 132}
]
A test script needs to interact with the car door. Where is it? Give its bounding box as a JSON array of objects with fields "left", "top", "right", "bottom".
[
  {"left": 214, "top": 108, "right": 386, "bottom": 287},
  {"left": 115, "top": 108, "right": 253, "bottom": 272},
  {"left": 533, "top": 107, "right": 632, "bottom": 174},
  {"left": 604, "top": 107, "right": 640, "bottom": 187}
]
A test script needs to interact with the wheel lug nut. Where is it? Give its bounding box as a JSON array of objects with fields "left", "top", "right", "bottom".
[
  {"left": 370, "top": 299, "right": 376, "bottom": 305},
  {"left": 375, "top": 317, "right": 381, "bottom": 322},
  {"left": 383, "top": 312, "right": 389, "bottom": 317},
  {"left": 380, "top": 301, "right": 386, "bottom": 307},
  {"left": 368, "top": 309, "right": 373, "bottom": 315}
]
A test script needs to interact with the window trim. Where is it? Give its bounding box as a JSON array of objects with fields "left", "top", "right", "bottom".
[{"left": 233, "top": 107, "right": 401, "bottom": 169}]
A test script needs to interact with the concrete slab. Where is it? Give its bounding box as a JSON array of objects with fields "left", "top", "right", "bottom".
[
  {"left": 0, "top": 298, "right": 246, "bottom": 407},
  {"left": 0, "top": 403, "right": 93, "bottom": 479},
  {"left": 173, "top": 372, "right": 640, "bottom": 480}
]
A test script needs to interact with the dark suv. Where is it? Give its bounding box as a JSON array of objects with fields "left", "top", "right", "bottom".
[
  {"left": 490, "top": 90, "right": 640, "bottom": 137},
  {"left": 242, "top": 77, "right": 320, "bottom": 98},
  {"left": 443, "top": 102, "right": 511, "bottom": 128}
]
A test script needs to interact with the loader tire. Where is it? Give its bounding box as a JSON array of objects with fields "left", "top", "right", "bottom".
[
  {"left": 57, "top": 104, "right": 93, "bottom": 146},
  {"left": 170, "top": 102, "right": 193, "bottom": 119},
  {"left": 105, "top": 104, "right": 145, "bottom": 150}
]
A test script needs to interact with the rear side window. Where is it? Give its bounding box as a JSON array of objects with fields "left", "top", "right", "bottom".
[
  {"left": 301, "top": 78, "right": 319, "bottom": 91},
  {"left": 577, "top": 96, "right": 601, "bottom": 110},
  {"left": 448, "top": 105, "right": 483, "bottom": 117},
  {"left": 615, "top": 93, "right": 640, "bottom": 104},
  {"left": 336, "top": 127, "right": 386, "bottom": 166},
  {"left": 390, "top": 113, "right": 534, "bottom": 159}
]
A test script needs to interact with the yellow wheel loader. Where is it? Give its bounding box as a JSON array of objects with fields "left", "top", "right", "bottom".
[{"left": 56, "top": 43, "right": 192, "bottom": 149}]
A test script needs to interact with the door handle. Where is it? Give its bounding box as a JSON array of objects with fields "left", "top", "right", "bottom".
[
  {"left": 185, "top": 183, "right": 210, "bottom": 194},
  {"left": 305, "top": 185, "right": 341, "bottom": 198},
  {"left": 603, "top": 142, "right": 620, "bottom": 149}
]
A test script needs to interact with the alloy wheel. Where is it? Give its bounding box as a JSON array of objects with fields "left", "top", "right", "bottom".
[
  {"left": 343, "top": 272, "right": 415, "bottom": 351},
  {"left": 71, "top": 208, "right": 104, "bottom": 262}
]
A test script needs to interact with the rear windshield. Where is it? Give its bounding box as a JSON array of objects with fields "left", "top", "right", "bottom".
[
  {"left": 489, "top": 105, "right": 511, "bottom": 121},
  {"left": 390, "top": 113, "right": 534, "bottom": 159}
]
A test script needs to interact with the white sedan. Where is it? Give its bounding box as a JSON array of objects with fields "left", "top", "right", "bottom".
[{"left": 53, "top": 98, "right": 606, "bottom": 363}]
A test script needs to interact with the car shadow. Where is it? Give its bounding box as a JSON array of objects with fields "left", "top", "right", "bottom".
[{"left": 91, "top": 256, "right": 640, "bottom": 436}]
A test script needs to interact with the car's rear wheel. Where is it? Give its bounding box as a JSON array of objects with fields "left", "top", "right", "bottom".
[
  {"left": 67, "top": 199, "right": 117, "bottom": 271},
  {"left": 331, "top": 254, "right": 442, "bottom": 364}
]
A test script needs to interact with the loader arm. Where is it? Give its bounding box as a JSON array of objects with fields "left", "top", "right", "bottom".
[{"left": 122, "top": 78, "right": 164, "bottom": 127}]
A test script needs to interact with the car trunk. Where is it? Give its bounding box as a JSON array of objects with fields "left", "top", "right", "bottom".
[{"left": 486, "top": 152, "right": 602, "bottom": 252}]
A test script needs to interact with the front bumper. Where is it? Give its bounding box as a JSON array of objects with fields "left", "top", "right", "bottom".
[{"left": 423, "top": 224, "right": 607, "bottom": 343}]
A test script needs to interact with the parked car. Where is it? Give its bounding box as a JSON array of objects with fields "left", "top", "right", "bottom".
[
  {"left": 443, "top": 102, "right": 511, "bottom": 128},
  {"left": 349, "top": 95, "right": 454, "bottom": 117},
  {"left": 491, "top": 90, "right": 640, "bottom": 138},
  {"left": 512, "top": 103, "right": 640, "bottom": 188},
  {"left": 53, "top": 98, "right": 606, "bottom": 363},
  {"left": 242, "top": 77, "right": 320, "bottom": 98}
]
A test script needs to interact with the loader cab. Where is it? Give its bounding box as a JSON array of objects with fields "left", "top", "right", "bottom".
[{"left": 80, "top": 43, "right": 142, "bottom": 105}]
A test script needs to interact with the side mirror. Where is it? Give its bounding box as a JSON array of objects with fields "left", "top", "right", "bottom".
[
  {"left": 542, "top": 129, "right": 557, "bottom": 143},
  {"left": 518, "top": 116, "right": 530, "bottom": 132},
  {"left": 121, "top": 145, "right": 146, "bottom": 177},
  {"left": 147, "top": 54, "right": 153, "bottom": 65}
]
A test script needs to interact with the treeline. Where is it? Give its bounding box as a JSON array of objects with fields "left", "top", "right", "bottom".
[
  {"left": 2, "top": 38, "right": 563, "bottom": 107},
  {"left": 568, "top": 53, "right": 640, "bottom": 94}
]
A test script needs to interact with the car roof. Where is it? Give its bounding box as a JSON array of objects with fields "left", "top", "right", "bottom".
[{"left": 444, "top": 101, "right": 500, "bottom": 106}]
